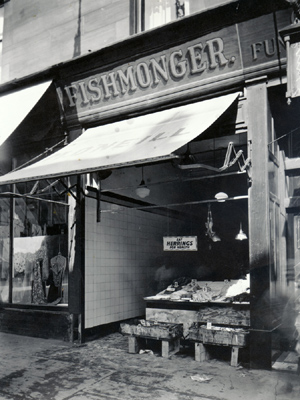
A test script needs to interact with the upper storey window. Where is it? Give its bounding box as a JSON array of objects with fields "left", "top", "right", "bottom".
[
  {"left": 0, "top": 6, "right": 3, "bottom": 81},
  {"left": 130, "top": 0, "right": 186, "bottom": 33},
  {"left": 130, "top": 0, "right": 236, "bottom": 34}
]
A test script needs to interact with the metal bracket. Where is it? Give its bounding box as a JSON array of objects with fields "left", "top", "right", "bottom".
[{"left": 178, "top": 142, "right": 251, "bottom": 175}]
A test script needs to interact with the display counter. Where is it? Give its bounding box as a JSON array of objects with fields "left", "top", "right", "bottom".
[{"left": 144, "top": 276, "right": 250, "bottom": 337}]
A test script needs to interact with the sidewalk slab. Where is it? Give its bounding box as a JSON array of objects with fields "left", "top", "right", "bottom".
[{"left": 0, "top": 332, "right": 299, "bottom": 400}]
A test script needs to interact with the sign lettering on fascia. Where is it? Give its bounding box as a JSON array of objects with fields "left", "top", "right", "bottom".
[
  {"left": 59, "top": 11, "right": 289, "bottom": 116},
  {"left": 163, "top": 236, "right": 198, "bottom": 251},
  {"left": 64, "top": 37, "right": 235, "bottom": 107},
  {"left": 60, "top": 25, "right": 241, "bottom": 113}
]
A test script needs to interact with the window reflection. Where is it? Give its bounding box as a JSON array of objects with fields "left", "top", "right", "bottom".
[
  {"left": 13, "top": 235, "right": 68, "bottom": 305},
  {"left": 0, "top": 180, "right": 69, "bottom": 306},
  {"left": 0, "top": 197, "right": 9, "bottom": 303}
]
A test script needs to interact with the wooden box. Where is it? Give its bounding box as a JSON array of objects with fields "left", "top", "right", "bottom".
[
  {"left": 196, "top": 307, "right": 250, "bottom": 326},
  {"left": 188, "top": 324, "right": 248, "bottom": 347},
  {"left": 120, "top": 319, "right": 183, "bottom": 340}
]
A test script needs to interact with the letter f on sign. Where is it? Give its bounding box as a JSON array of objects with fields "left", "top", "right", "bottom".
[{"left": 64, "top": 84, "right": 78, "bottom": 107}]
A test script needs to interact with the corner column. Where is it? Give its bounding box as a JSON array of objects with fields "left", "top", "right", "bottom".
[{"left": 246, "top": 77, "right": 272, "bottom": 369}]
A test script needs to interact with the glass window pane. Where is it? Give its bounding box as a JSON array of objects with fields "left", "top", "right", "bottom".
[
  {"left": 11, "top": 183, "right": 68, "bottom": 306},
  {"left": 0, "top": 197, "right": 10, "bottom": 304},
  {"left": 144, "top": 0, "right": 176, "bottom": 31},
  {"left": 13, "top": 235, "right": 68, "bottom": 305}
]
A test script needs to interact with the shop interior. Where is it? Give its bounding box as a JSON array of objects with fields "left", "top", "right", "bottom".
[
  {"left": 0, "top": 94, "right": 250, "bottom": 314},
  {"left": 97, "top": 98, "right": 250, "bottom": 285},
  {"left": 2, "top": 84, "right": 300, "bottom": 355},
  {"left": 80, "top": 97, "right": 251, "bottom": 335}
]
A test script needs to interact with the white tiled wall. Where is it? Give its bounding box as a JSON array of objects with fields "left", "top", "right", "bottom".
[{"left": 85, "top": 198, "right": 166, "bottom": 329}]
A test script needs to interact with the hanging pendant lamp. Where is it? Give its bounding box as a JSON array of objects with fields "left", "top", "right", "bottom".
[
  {"left": 235, "top": 223, "right": 247, "bottom": 241},
  {"left": 135, "top": 167, "right": 150, "bottom": 199},
  {"left": 215, "top": 192, "right": 228, "bottom": 202},
  {"left": 205, "top": 203, "right": 221, "bottom": 242}
]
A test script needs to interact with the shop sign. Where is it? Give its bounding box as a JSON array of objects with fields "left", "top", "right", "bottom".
[
  {"left": 279, "top": 18, "right": 300, "bottom": 103},
  {"left": 163, "top": 236, "right": 197, "bottom": 251},
  {"left": 58, "top": 10, "right": 289, "bottom": 120},
  {"left": 60, "top": 24, "right": 240, "bottom": 114}
]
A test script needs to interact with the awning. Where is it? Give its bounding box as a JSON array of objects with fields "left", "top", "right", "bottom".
[
  {"left": 0, "top": 80, "right": 52, "bottom": 147},
  {"left": 0, "top": 92, "right": 239, "bottom": 185}
]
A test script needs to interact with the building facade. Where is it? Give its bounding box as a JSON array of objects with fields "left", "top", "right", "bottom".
[{"left": 0, "top": 0, "right": 300, "bottom": 370}]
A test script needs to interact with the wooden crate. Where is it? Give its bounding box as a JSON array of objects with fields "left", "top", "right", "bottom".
[
  {"left": 120, "top": 319, "right": 183, "bottom": 340},
  {"left": 189, "top": 324, "right": 248, "bottom": 347},
  {"left": 120, "top": 319, "right": 183, "bottom": 358},
  {"left": 196, "top": 307, "right": 250, "bottom": 326},
  {"left": 189, "top": 323, "right": 249, "bottom": 366},
  {"left": 145, "top": 304, "right": 250, "bottom": 339}
]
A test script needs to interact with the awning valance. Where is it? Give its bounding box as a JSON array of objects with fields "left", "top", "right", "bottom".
[
  {"left": 0, "top": 80, "right": 52, "bottom": 147},
  {"left": 0, "top": 92, "right": 239, "bottom": 185}
]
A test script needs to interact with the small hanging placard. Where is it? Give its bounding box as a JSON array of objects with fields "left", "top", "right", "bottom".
[
  {"left": 279, "top": 19, "right": 300, "bottom": 103},
  {"left": 163, "top": 236, "right": 197, "bottom": 251}
]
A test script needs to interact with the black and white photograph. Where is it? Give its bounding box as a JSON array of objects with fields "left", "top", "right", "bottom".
[{"left": 0, "top": 1, "right": 300, "bottom": 399}]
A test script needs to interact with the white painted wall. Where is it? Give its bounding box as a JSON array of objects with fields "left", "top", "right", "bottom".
[{"left": 85, "top": 197, "right": 167, "bottom": 329}]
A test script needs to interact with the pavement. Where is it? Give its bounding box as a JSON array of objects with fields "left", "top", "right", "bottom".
[{"left": 0, "top": 330, "right": 299, "bottom": 400}]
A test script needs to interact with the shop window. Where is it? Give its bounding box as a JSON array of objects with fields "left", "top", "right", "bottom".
[
  {"left": 0, "top": 181, "right": 68, "bottom": 306},
  {"left": 0, "top": 197, "right": 9, "bottom": 303}
]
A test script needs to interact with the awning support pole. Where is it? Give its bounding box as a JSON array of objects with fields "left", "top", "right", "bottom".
[{"left": 68, "top": 175, "right": 85, "bottom": 343}]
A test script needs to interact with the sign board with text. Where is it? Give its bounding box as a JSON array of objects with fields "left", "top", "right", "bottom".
[
  {"left": 57, "top": 9, "right": 290, "bottom": 126},
  {"left": 163, "top": 236, "right": 198, "bottom": 251}
]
